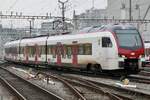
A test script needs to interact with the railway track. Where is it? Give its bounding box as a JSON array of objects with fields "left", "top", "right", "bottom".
[
  {"left": 3, "top": 63, "right": 150, "bottom": 100},
  {"left": 128, "top": 75, "right": 150, "bottom": 84},
  {"left": 40, "top": 72, "right": 124, "bottom": 100},
  {"left": 59, "top": 75, "right": 130, "bottom": 100},
  {"left": 62, "top": 74, "right": 150, "bottom": 100},
  {"left": 139, "top": 70, "right": 150, "bottom": 76},
  {"left": 126, "top": 70, "right": 150, "bottom": 84},
  {"left": 2, "top": 63, "right": 124, "bottom": 100},
  {"left": 3, "top": 63, "right": 123, "bottom": 100},
  {"left": 0, "top": 75, "right": 25, "bottom": 100},
  {"left": 0, "top": 67, "right": 63, "bottom": 100}
]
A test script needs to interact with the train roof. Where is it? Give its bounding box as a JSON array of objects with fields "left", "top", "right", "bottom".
[
  {"left": 4, "top": 40, "right": 20, "bottom": 47},
  {"left": 21, "top": 35, "right": 48, "bottom": 39},
  {"left": 5, "top": 24, "right": 137, "bottom": 47},
  {"left": 20, "top": 36, "right": 47, "bottom": 46},
  {"left": 47, "top": 31, "right": 112, "bottom": 43},
  {"left": 5, "top": 31, "right": 112, "bottom": 47},
  {"left": 79, "top": 24, "right": 137, "bottom": 33},
  {"left": 105, "top": 24, "right": 136, "bottom": 31}
]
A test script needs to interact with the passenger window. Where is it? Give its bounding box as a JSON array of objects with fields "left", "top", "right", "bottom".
[
  {"left": 102, "top": 37, "right": 112, "bottom": 47},
  {"left": 62, "top": 45, "right": 66, "bottom": 58},
  {"left": 85, "top": 44, "right": 92, "bottom": 55},
  {"left": 20, "top": 47, "right": 24, "bottom": 54},
  {"left": 78, "top": 44, "right": 84, "bottom": 55},
  {"left": 41, "top": 46, "right": 45, "bottom": 54},
  {"left": 67, "top": 46, "right": 72, "bottom": 59},
  {"left": 52, "top": 46, "right": 56, "bottom": 58},
  {"left": 47, "top": 45, "right": 52, "bottom": 55}
]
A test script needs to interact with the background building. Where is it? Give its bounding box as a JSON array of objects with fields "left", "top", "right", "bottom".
[
  {"left": 0, "top": 25, "right": 29, "bottom": 58},
  {"left": 40, "top": 20, "right": 74, "bottom": 35},
  {"left": 106, "top": 0, "right": 150, "bottom": 41},
  {"left": 73, "top": 8, "right": 107, "bottom": 29}
]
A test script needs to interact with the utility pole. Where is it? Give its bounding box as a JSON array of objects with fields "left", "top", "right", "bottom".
[
  {"left": 129, "top": 0, "right": 132, "bottom": 21},
  {"left": 0, "top": 11, "right": 54, "bottom": 37},
  {"left": 92, "top": 0, "right": 95, "bottom": 9},
  {"left": 29, "top": 18, "right": 35, "bottom": 37},
  {"left": 58, "top": 0, "right": 69, "bottom": 31}
]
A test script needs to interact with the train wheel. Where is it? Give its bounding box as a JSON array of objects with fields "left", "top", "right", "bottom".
[
  {"left": 35, "top": 64, "right": 39, "bottom": 68},
  {"left": 86, "top": 63, "right": 92, "bottom": 71},
  {"left": 94, "top": 64, "right": 102, "bottom": 72}
]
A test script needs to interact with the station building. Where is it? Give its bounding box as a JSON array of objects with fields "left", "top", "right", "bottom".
[{"left": 0, "top": 25, "right": 29, "bottom": 59}]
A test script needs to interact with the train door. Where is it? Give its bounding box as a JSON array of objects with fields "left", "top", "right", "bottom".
[
  {"left": 102, "top": 37, "right": 113, "bottom": 57},
  {"left": 72, "top": 45, "right": 78, "bottom": 65},
  {"left": 56, "top": 43, "right": 62, "bottom": 65},
  {"left": 101, "top": 37, "right": 115, "bottom": 67}
]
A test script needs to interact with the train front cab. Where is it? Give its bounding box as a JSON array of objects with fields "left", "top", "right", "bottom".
[
  {"left": 114, "top": 29, "right": 144, "bottom": 74},
  {"left": 4, "top": 40, "right": 20, "bottom": 63}
]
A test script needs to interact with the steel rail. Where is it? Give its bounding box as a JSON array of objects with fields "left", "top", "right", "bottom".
[
  {"left": 0, "top": 75, "right": 26, "bottom": 100},
  {"left": 41, "top": 72, "right": 86, "bottom": 100},
  {"left": 61, "top": 75, "right": 150, "bottom": 100},
  {"left": 61, "top": 77, "right": 123, "bottom": 100},
  {"left": 0, "top": 67, "right": 64, "bottom": 100},
  {"left": 128, "top": 75, "right": 150, "bottom": 84},
  {"left": 61, "top": 75, "right": 132, "bottom": 100}
]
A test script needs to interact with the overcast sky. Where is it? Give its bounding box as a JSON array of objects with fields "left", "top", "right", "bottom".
[{"left": 0, "top": 0, "right": 107, "bottom": 28}]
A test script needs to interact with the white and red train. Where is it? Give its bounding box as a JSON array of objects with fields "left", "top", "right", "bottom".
[{"left": 4, "top": 24, "right": 145, "bottom": 74}]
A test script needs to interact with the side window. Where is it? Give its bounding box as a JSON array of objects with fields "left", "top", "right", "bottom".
[
  {"left": 67, "top": 46, "right": 72, "bottom": 59},
  {"left": 29, "top": 46, "right": 35, "bottom": 57},
  {"left": 52, "top": 46, "right": 56, "bottom": 58},
  {"left": 47, "top": 45, "right": 52, "bottom": 55},
  {"left": 33, "top": 46, "right": 36, "bottom": 56},
  {"left": 102, "top": 37, "right": 112, "bottom": 48},
  {"left": 20, "top": 47, "right": 23, "bottom": 54},
  {"left": 78, "top": 44, "right": 84, "bottom": 55},
  {"left": 84, "top": 44, "right": 92, "bottom": 55},
  {"left": 62, "top": 45, "right": 66, "bottom": 58},
  {"left": 28, "top": 47, "right": 31, "bottom": 57},
  {"left": 40, "top": 46, "right": 45, "bottom": 55}
]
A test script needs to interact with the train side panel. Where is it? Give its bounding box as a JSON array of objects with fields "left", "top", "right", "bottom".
[
  {"left": 46, "top": 32, "right": 120, "bottom": 70},
  {"left": 94, "top": 33, "right": 119, "bottom": 70},
  {"left": 19, "top": 37, "right": 47, "bottom": 65}
]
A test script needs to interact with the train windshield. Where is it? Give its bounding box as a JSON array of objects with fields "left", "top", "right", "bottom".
[{"left": 115, "top": 29, "right": 143, "bottom": 50}]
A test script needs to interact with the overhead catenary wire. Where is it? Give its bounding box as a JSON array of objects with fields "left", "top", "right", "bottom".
[{"left": 7, "top": 0, "right": 19, "bottom": 11}]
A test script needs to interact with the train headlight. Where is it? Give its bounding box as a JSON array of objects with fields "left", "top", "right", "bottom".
[
  {"left": 119, "top": 54, "right": 126, "bottom": 58},
  {"left": 139, "top": 54, "right": 145, "bottom": 58},
  {"left": 121, "top": 55, "right": 126, "bottom": 58}
]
